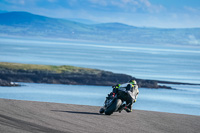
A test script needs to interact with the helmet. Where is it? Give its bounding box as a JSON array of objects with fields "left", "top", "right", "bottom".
[{"left": 129, "top": 79, "right": 137, "bottom": 85}]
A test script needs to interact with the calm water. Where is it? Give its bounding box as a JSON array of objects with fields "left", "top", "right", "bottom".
[
  {"left": 0, "top": 37, "right": 200, "bottom": 84},
  {"left": 0, "top": 83, "right": 199, "bottom": 116},
  {"left": 0, "top": 37, "right": 200, "bottom": 116}
]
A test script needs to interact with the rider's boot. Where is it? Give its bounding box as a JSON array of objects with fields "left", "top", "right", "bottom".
[{"left": 124, "top": 104, "right": 132, "bottom": 113}]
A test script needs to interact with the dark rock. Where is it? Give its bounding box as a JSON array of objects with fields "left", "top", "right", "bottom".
[
  {"left": 0, "top": 79, "right": 20, "bottom": 86},
  {"left": 0, "top": 68, "right": 171, "bottom": 89}
]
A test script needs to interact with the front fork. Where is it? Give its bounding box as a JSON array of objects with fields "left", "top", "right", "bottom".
[{"left": 99, "top": 93, "right": 116, "bottom": 114}]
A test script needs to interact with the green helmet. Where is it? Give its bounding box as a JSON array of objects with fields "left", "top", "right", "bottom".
[{"left": 129, "top": 79, "right": 137, "bottom": 85}]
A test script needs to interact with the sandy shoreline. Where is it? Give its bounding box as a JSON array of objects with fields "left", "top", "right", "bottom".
[{"left": 0, "top": 98, "right": 199, "bottom": 133}]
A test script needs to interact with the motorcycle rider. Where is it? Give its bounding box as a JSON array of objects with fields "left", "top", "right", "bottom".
[
  {"left": 100, "top": 79, "right": 139, "bottom": 113},
  {"left": 112, "top": 79, "right": 139, "bottom": 112}
]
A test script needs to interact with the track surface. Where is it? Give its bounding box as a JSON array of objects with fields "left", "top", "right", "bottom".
[{"left": 0, "top": 98, "right": 199, "bottom": 133}]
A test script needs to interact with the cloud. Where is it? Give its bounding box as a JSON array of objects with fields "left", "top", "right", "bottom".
[
  {"left": 88, "top": 0, "right": 162, "bottom": 13},
  {"left": 117, "top": 0, "right": 164, "bottom": 13},
  {"left": 184, "top": 6, "right": 200, "bottom": 14},
  {"left": 140, "top": 0, "right": 151, "bottom": 7},
  {"left": 2, "top": 0, "right": 164, "bottom": 13},
  {"left": 5, "top": 0, "right": 25, "bottom": 5},
  {"left": 89, "top": 0, "right": 108, "bottom": 6}
]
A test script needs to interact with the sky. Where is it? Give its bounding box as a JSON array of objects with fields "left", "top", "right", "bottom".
[{"left": 0, "top": 0, "right": 200, "bottom": 28}]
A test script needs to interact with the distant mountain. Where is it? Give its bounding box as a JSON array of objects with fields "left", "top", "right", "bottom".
[
  {"left": 0, "top": 11, "right": 200, "bottom": 45},
  {"left": 67, "top": 18, "right": 98, "bottom": 24},
  {"left": 0, "top": 11, "right": 92, "bottom": 38}
]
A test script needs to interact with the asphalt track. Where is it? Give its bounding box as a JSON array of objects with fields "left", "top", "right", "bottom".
[{"left": 0, "top": 98, "right": 199, "bottom": 133}]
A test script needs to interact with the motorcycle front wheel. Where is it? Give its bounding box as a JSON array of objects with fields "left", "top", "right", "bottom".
[{"left": 105, "top": 99, "right": 122, "bottom": 115}]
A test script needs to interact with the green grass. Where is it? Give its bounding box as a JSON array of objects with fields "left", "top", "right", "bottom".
[{"left": 0, "top": 62, "right": 102, "bottom": 74}]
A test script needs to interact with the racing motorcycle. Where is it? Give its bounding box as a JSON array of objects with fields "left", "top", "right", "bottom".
[{"left": 99, "top": 90, "right": 131, "bottom": 115}]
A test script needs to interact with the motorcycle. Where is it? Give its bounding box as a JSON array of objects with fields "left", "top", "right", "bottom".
[{"left": 99, "top": 90, "right": 131, "bottom": 115}]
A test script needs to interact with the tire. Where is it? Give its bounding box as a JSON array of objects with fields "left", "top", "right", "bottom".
[
  {"left": 99, "top": 108, "right": 105, "bottom": 114},
  {"left": 105, "top": 99, "right": 122, "bottom": 115}
]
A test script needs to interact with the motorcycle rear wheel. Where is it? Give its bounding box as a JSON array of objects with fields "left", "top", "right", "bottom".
[{"left": 105, "top": 99, "right": 122, "bottom": 115}]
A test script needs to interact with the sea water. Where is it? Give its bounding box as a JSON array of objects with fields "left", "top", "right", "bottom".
[
  {"left": 0, "top": 37, "right": 200, "bottom": 116},
  {"left": 0, "top": 37, "right": 200, "bottom": 84}
]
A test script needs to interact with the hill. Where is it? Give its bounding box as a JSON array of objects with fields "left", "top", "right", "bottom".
[{"left": 0, "top": 11, "right": 200, "bottom": 45}]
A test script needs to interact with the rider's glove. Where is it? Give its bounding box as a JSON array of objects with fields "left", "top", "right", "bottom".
[{"left": 133, "top": 99, "right": 136, "bottom": 103}]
